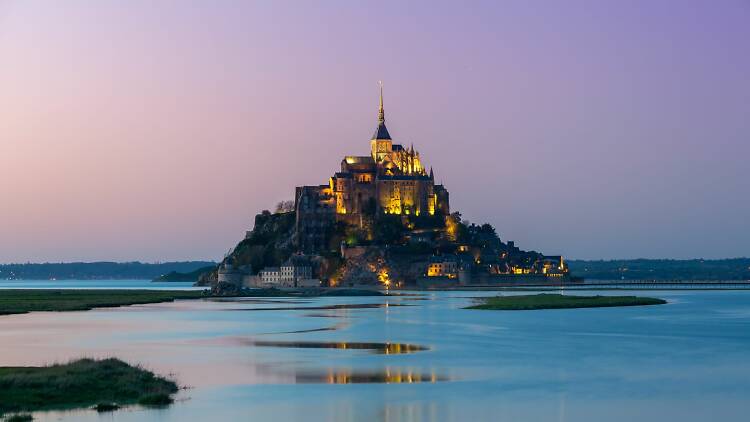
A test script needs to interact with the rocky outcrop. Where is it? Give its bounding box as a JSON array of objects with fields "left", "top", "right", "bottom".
[
  {"left": 195, "top": 268, "right": 218, "bottom": 286},
  {"left": 335, "top": 247, "right": 415, "bottom": 287},
  {"left": 210, "top": 281, "right": 243, "bottom": 296},
  {"left": 196, "top": 211, "right": 296, "bottom": 287}
]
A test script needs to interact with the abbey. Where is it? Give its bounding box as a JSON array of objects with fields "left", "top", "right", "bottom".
[{"left": 295, "top": 87, "right": 449, "bottom": 252}]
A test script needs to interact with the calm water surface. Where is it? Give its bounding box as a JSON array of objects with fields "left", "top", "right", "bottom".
[{"left": 1, "top": 282, "right": 748, "bottom": 421}]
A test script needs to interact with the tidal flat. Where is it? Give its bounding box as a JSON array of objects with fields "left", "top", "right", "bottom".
[{"left": 0, "top": 282, "right": 749, "bottom": 422}]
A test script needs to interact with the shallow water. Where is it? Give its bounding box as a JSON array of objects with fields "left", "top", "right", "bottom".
[{"left": 1, "top": 283, "right": 749, "bottom": 421}]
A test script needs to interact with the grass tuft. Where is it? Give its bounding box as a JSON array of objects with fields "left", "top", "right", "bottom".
[
  {"left": 138, "top": 393, "right": 173, "bottom": 406},
  {"left": 4, "top": 415, "right": 33, "bottom": 422},
  {"left": 94, "top": 402, "right": 120, "bottom": 412},
  {"left": 465, "top": 293, "right": 667, "bottom": 310},
  {"left": 0, "top": 358, "right": 177, "bottom": 415}
]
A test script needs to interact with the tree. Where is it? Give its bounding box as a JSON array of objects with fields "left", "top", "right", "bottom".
[
  {"left": 480, "top": 223, "right": 497, "bottom": 237},
  {"left": 445, "top": 212, "right": 467, "bottom": 242},
  {"left": 362, "top": 197, "right": 377, "bottom": 217},
  {"left": 274, "top": 200, "right": 295, "bottom": 214},
  {"left": 373, "top": 214, "right": 405, "bottom": 245}
]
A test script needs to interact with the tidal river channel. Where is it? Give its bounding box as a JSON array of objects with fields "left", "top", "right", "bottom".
[{"left": 1, "top": 282, "right": 748, "bottom": 421}]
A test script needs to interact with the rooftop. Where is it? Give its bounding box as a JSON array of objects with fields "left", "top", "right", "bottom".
[{"left": 372, "top": 121, "right": 392, "bottom": 140}]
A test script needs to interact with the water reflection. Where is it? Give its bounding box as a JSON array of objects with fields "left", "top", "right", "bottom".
[
  {"left": 237, "top": 339, "right": 429, "bottom": 354},
  {"left": 259, "top": 323, "right": 347, "bottom": 335},
  {"left": 210, "top": 298, "right": 311, "bottom": 304},
  {"left": 294, "top": 367, "right": 446, "bottom": 384},
  {"left": 5, "top": 288, "right": 750, "bottom": 422},
  {"left": 225, "top": 303, "right": 409, "bottom": 311}
]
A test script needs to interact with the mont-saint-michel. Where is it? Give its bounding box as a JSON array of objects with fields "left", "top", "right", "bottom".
[{"left": 207, "top": 87, "right": 571, "bottom": 292}]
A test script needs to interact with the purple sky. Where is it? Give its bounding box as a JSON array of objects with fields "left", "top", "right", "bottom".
[{"left": 1, "top": 0, "right": 748, "bottom": 263}]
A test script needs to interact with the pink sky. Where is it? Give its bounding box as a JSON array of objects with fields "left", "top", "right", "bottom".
[{"left": 1, "top": 0, "right": 749, "bottom": 262}]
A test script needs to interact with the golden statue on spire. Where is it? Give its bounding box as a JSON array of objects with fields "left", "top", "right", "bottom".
[{"left": 378, "top": 81, "right": 385, "bottom": 123}]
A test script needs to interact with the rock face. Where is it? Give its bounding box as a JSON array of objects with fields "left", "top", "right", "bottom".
[
  {"left": 335, "top": 248, "right": 383, "bottom": 286},
  {"left": 196, "top": 269, "right": 218, "bottom": 286},
  {"left": 335, "top": 247, "right": 425, "bottom": 288},
  {"left": 200, "top": 200, "right": 570, "bottom": 289},
  {"left": 210, "top": 281, "right": 243, "bottom": 296},
  {"left": 233, "top": 211, "right": 297, "bottom": 269},
  {"left": 197, "top": 210, "right": 297, "bottom": 287}
]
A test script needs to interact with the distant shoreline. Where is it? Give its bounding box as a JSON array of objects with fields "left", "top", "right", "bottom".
[
  {"left": 2, "top": 258, "right": 748, "bottom": 282},
  {"left": 0, "top": 261, "right": 215, "bottom": 281}
]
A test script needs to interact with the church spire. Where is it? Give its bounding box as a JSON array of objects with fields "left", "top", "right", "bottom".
[
  {"left": 377, "top": 81, "right": 385, "bottom": 123},
  {"left": 372, "top": 81, "right": 391, "bottom": 140}
]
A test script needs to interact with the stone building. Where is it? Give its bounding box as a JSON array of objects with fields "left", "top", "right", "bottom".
[
  {"left": 295, "top": 86, "right": 450, "bottom": 252},
  {"left": 217, "top": 262, "right": 250, "bottom": 285},
  {"left": 426, "top": 258, "right": 459, "bottom": 278},
  {"left": 295, "top": 185, "right": 335, "bottom": 252},
  {"left": 258, "top": 267, "right": 282, "bottom": 284},
  {"left": 257, "top": 255, "right": 320, "bottom": 287}
]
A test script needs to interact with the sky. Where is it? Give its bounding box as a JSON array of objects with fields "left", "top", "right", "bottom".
[{"left": 0, "top": 0, "right": 748, "bottom": 263}]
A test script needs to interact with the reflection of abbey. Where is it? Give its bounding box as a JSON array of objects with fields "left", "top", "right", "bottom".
[{"left": 295, "top": 87, "right": 450, "bottom": 252}]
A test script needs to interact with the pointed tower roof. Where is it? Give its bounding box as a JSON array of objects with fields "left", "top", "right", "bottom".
[{"left": 372, "top": 81, "right": 392, "bottom": 140}]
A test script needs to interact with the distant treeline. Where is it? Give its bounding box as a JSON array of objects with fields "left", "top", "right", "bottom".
[
  {"left": 568, "top": 258, "right": 750, "bottom": 281},
  {"left": 0, "top": 261, "right": 216, "bottom": 280}
]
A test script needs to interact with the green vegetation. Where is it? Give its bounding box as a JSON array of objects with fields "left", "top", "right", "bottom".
[
  {"left": 153, "top": 265, "right": 216, "bottom": 282},
  {"left": 94, "top": 402, "right": 120, "bottom": 412},
  {"left": 0, "top": 261, "right": 215, "bottom": 281},
  {"left": 4, "top": 414, "right": 33, "bottom": 422},
  {"left": 0, "top": 289, "right": 204, "bottom": 316},
  {"left": 0, "top": 358, "right": 177, "bottom": 416},
  {"left": 137, "top": 393, "right": 173, "bottom": 406},
  {"left": 567, "top": 258, "right": 750, "bottom": 281},
  {"left": 372, "top": 214, "right": 408, "bottom": 244},
  {"left": 466, "top": 293, "right": 666, "bottom": 310},
  {"left": 230, "top": 210, "right": 296, "bottom": 272}
]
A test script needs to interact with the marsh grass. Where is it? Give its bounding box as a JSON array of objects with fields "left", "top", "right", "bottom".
[
  {"left": 0, "top": 358, "right": 178, "bottom": 416},
  {"left": 4, "top": 414, "right": 33, "bottom": 422},
  {"left": 0, "top": 289, "right": 204, "bottom": 316},
  {"left": 466, "top": 293, "right": 666, "bottom": 310},
  {"left": 94, "top": 403, "right": 120, "bottom": 412},
  {"left": 137, "top": 393, "right": 173, "bottom": 406}
]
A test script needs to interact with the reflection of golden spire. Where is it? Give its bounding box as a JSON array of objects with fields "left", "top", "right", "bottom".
[{"left": 378, "top": 81, "right": 385, "bottom": 123}]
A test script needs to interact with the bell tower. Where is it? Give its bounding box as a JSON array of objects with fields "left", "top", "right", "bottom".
[{"left": 370, "top": 81, "right": 393, "bottom": 162}]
